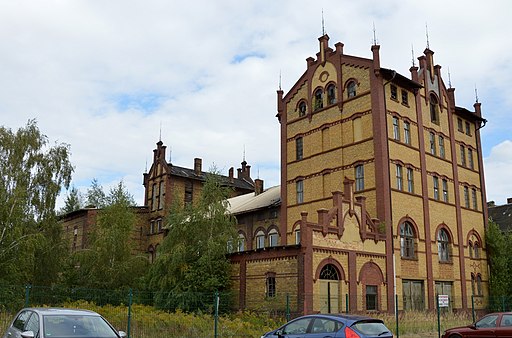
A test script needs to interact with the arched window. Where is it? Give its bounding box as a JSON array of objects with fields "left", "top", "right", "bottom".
[
  {"left": 474, "top": 242, "right": 480, "bottom": 259},
  {"left": 471, "top": 273, "right": 476, "bottom": 295},
  {"left": 469, "top": 241, "right": 474, "bottom": 259},
  {"left": 269, "top": 229, "right": 279, "bottom": 247},
  {"left": 256, "top": 230, "right": 265, "bottom": 249},
  {"left": 430, "top": 94, "right": 439, "bottom": 123},
  {"left": 298, "top": 101, "right": 307, "bottom": 117},
  {"left": 314, "top": 88, "right": 324, "bottom": 110},
  {"left": 327, "top": 84, "right": 336, "bottom": 104},
  {"left": 347, "top": 81, "right": 357, "bottom": 98},
  {"left": 319, "top": 264, "right": 340, "bottom": 280},
  {"left": 400, "top": 222, "right": 415, "bottom": 259},
  {"left": 295, "top": 227, "right": 301, "bottom": 245},
  {"left": 437, "top": 228, "right": 450, "bottom": 262},
  {"left": 238, "top": 233, "right": 245, "bottom": 252},
  {"left": 476, "top": 274, "right": 483, "bottom": 296}
]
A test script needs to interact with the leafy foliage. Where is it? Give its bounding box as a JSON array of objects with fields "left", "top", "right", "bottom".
[
  {"left": 0, "top": 119, "right": 73, "bottom": 285},
  {"left": 60, "top": 186, "right": 83, "bottom": 214},
  {"left": 64, "top": 181, "right": 148, "bottom": 290},
  {"left": 485, "top": 220, "right": 511, "bottom": 297},
  {"left": 149, "top": 170, "right": 237, "bottom": 311},
  {"left": 86, "top": 178, "right": 106, "bottom": 208}
]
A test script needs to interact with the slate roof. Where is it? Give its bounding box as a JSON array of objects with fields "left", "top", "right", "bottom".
[
  {"left": 168, "top": 164, "right": 255, "bottom": 191},
  {"left": 227, "top": 185, "right": 281, "bottom": 215},
  {"left": 488, "top": 203, "right": 512, "bottom": 232}
]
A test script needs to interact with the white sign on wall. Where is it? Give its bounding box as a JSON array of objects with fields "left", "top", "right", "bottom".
[{"left": 438, "top": 295, "right": 449, "bottom": 308}]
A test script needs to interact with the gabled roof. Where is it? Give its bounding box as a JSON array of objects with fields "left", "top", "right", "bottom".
[
  {"left": 454, "top": 106, "right": 486, "bottom": 123},
  {"left": 489, "top": 203, "right": 512, "bottom": 232},
  {"left": 168, "top": 164, "right": 255, "bottom": 191},
  {"left": 227, "top": 185, "right": 281, "bottom": 215},
  {"left": 381, "top": 68, "right": 423, "bottom": 90}
]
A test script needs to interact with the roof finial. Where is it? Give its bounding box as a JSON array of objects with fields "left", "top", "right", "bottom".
[
  {"left": 169, "top": 146, "right": 172, "bottom": 163},
  {"left": 475, "top": 84, "right": 479, "bottom": 103},
  {"left": 372, "top": 22, "right": 378, "bottom": 45},
  {"left": 321, "top": 9, "right": 325, "bottom": 35},
  {"left": 159, "top": 121, "right": 162, "bottom": 142},
  {"left": 448, "top": 67, "right": 452, "bottom": 88},
  {"left": 411, "top": 44, "right": 416, "bottom": 67},
  {"left": 243, "top": 144, "right": 246, "bottom": 162},
  {"left": 279, "top": 70, "right": 282, "bottom": 91},
  {"left": 425, "top": 22, "right": 430, "bottom": 49},
  {"left": 145, "top": 158, "right": 148, "bottom": 173}
]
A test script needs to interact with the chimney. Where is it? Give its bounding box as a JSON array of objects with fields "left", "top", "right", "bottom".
[
  {"left": 318, "top": 34, "right": 330, "bottom": 62},
  {"left": 507, "top": 198, "right": 512, "bottom": 205},
  {"left": 255, "top": 179, "right": 264, "bottom": 195},
  {"left": 474, "top": 102, "right": 482, "bottom": 118},
  {"left": 487, "top": 201, "right": 495, "bottom": 207},
  {"left": 194, "top": 158, "right": 202, "bottom": 175},
  {"left": 371, "top": 44, "right": 381, "bottom": 76},
  {"left": 229, "top": 167, "right": 234, "bottom": 183},
  {"left": 447, "top": 88, "right": 456, "bottom": 112}
]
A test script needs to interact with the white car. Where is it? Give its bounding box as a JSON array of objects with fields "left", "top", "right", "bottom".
[{"left": 2, "top": 307, "right": 127, "bottom": 338}]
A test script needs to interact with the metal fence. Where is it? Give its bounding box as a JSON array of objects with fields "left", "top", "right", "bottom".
[{"left": 0, "top": 284, "right": 502, "bottom": 338}]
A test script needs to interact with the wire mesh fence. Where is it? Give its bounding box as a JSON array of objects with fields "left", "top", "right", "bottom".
[{"left": 0, "top": 284, "right": 504, "bottom": 338}]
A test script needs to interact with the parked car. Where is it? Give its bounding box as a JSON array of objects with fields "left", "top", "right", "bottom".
[
  {"left": 442, "top": 311, "right": 512, "bottom": 338},
  {"left": 261, "top": 313, "right": 393, "bottom": 338},
  {"left": 2, "top": 307, "right": 127, "bottom": 338}
]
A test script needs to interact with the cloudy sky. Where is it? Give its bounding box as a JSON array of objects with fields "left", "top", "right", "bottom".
[{"left": 1, "top": 0, "right": 511, "bottom": 208}]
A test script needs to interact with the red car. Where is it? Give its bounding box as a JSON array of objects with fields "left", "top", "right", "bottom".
[{"left": 442, "top": 312, "right": 512, "bottom": 338}]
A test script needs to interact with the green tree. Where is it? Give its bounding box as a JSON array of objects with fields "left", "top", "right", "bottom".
[
  {"left": 485, "top": 220, "right": 511, "bottom": 297},
  {"left": 60, "top": 186, "right": 83, "bottom": 214},
  {"left": 86, "top": 178, "right": 106, "bottom": 208},
  {"left": 149, "top": 169, "right": 237, "bottom": 311},
  {"left": 0, "top": 119, "right": 73, "bottom": 285},
  {"left": 65, "top": 181, "right": 147, "bottom": 290}
]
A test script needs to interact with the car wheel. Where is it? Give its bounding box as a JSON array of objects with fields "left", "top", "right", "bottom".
[{"left": 449, "top": 334, "right": 462, "bottom": 338}]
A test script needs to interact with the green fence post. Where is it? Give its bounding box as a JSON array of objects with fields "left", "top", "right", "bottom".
[
  {"left": 472, "top": 295, "right": 475, "bottom": 323},
  {"left": 286, "top": 293, "right": 290, "bottom": 322},
  {"left": 345, "top": 294, "right": 349, "bottom": 313},
  {"left": 24, "top": 284, "right": 31, "bottom": 307},
  {"left": 395, "top": 294, "right": 399, "bottom": 338},
  {"left": 127, "top": 289, "right": 132, "bottom": 338},
  {"left": 214, "top": 291, "right": 219, "bottom": 338},
  {"left": 437, "top": 296, "right": 441, "bottom": 338},
  {"left": 503, "top": 296, "right": 506, "bottom": 312}
]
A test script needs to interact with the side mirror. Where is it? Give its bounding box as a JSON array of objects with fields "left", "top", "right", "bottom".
[
  {"left": 118, "top": 331, "right": 127, "bottom": 338},
  {"left": 469, "top": 324, "right": 477, "bottom": 329},
  {"left": 21, "top": 331, "right": 35, "bottom": 338},
  {"left": 275, "top": 329, "right": 284, "bottom": 338}
]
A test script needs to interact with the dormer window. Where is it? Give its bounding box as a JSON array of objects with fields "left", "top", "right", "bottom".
[
  {"left": 327, "top": 84, "right": 336, "bottom": 104},
  {"left": 347, "top": 81, "right": 356, "bottom": 98},
  {"left": 298, "top": 101, "right": 307, "bottom": 117},
  {"left": 314, "top": 89, "right": 323, "bottom": 111},
  {"left": 430, "top": 94, "right": 440, "bottom": 124}
]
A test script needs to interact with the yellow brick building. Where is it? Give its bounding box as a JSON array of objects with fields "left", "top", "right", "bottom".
[{"left": 232, "top": 34, "right": 488, "bottom": 315}]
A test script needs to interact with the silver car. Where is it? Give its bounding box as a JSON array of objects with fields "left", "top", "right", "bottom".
[{"left": 2, "top": 308, "right": 127, "bottom": 338}]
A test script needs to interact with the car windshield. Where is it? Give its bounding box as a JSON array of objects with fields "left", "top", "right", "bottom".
[
  {"left": 43, "top": 315, "right": 118, "bottom": 338},
  {"left": 352, "top": 320, "right": 391, "bottom": 335}
]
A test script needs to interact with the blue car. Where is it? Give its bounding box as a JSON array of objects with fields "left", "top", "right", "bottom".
[{"left": 261, "top": 313, "right": 393, "bottom": 338}]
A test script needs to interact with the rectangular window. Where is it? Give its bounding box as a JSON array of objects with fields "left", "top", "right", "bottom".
[
  {"left": 404, "top": 121, "right": 411, "bottom": 145},
  {"left": 433, "top": 176, "right": 439, "bottom": 200},
  {"left": 460, "top": 145, "right": 466, "bottom": 167},
  {"left": 296, "top": 137, "right": 303, "bottom": 160},
  {"left": 407, "top": 168, "right": 414, "bottom": 193},
  {"left": 355, "top": 165, "right": 364, "bottom": 191},
  {"left": 442, "top": 179, "right": 448, "bottom": 202},
  {"left": 401, "top": 89, "right": 408, "bottom": 105},
  {"left": 184, "top": 180, "right": 193, "bottom": 206},
  {"left": 157, "top": 219, "right": 162, "bottom": 232},
  {"left": 295, "top": 229, "right": 301, "bottom": 244},
  {"left": 472, "top": 188, "right": 478, "bottom": 210},
  {"left": 366, "top": 285, "right": 378, "bottom": 311},
  {"left": 269, "top": 231, "right": 278, "bottom": 247},
  {"left": 256, "top": 233, "right": 265, "bottom": 249},
  {"left": 396, "top": 164, "right": 403, "bottom": 191},
  {"left": 465, "top": 121, "right": 471, "bottom": 135},
  {"left": 296, "top": 180, "right": 304, "bottom": 204},
  {"left": 468, "top": 148, "right": 474, "bottom": 170},
  {"left": 266, "top": 276, "right": 276, "bottom": 298},
  {"left": 439, "top": 136, "right": 445, "bottom": 159},
  {"left": 158, "top": 181, "right": 165, "bottom": 210},
  {"left": 151, "top": 183, "right": 157, "bottom": 211},
  {"left": 429, "top": 132, "right": 436, "bottom": 155},
  {"left": 390, "top": 85, "right": 398, "bottom": 100},
  {"left": 150, "top": 221, "right": 155, "bottom": 234},
  {"left": 457, "top": 118, "right": 463, "bottom": 132},
  {"left": 393, "top": 117, "right": 400, "bottom": 141},
  {"left": 464, "top": 186, "right": 470, "bottom": 208}
]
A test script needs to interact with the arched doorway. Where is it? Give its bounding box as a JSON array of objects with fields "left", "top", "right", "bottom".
[{"left": 319, "top": 264, "right": 340, "bottom": 313}]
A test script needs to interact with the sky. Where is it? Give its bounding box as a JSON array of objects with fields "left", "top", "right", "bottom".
[{"left": 1, "top": 0, "right": 511, "bottom": 209}]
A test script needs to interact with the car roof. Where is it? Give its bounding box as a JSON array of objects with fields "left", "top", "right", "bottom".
[
  {"left": 21, "top": 308, "right": 101, "bottom": 316},
  {"left": 297, "top": 313, "right": 383, "bottom": 323}
]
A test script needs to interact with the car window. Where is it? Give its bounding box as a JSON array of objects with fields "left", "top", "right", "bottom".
[
  {"left": 43, "top": 315, "right": 118, "bottom": 338},
  {"left": 501, "top": 314, "right": 512, "bottom": 327},
  {"left": 352, "top": 320, "right": 391, "bottom": 335},
  {"left": 282, "top": 317, "right": 312, "bottom": 335},
  {"left": 13, "top": 311, "right": 32, "bottom": 331},
  {"left": 25, "top": 313, "right": 40, "bottom": 336},
  {"left": 476, "top": 314, "right": 499, "bottom": 328},
  {"left": 310, "top": 318, "right": 340, "bottom": 333}
]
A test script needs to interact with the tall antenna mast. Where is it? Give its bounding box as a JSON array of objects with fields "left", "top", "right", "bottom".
[
  {"left": 322, "top": 9, "right": 325, "bottom": 35},
  {"left": 243, "top": 145, "right": 246, "bottom": 162},
  {"left": 411, "top": 44, "right": 416, "bottom": 67},
  {"left": 448, "top": 67, "right": 452, "bottom": 88},
  {"left": 279, "top": 70, "right": 282, "bottom": 91},
  {"left": 373, "top": 22, "right": 377, "bottom": 45},
  {"left": 159, "top": 121, "right": 162, "bottom": 142},
  {"left": 425, "top": 22, "right": 430, "bottom": 49},
  {"left": 475, "top": 85, "right": 479, "bottom": 103}
]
